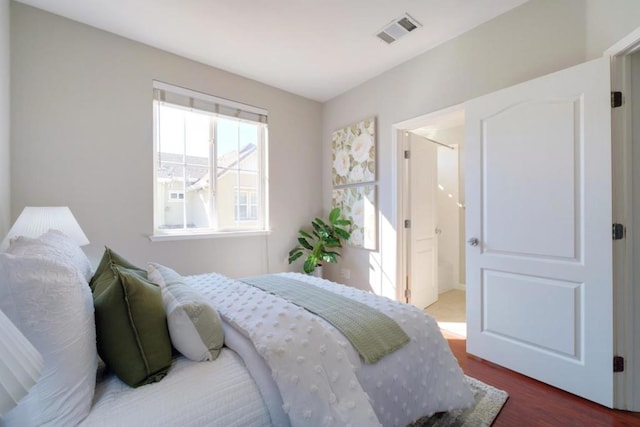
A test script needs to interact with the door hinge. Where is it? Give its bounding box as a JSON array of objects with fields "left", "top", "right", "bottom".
[
  {"left": 611, "top": 91, "right": 623, "bottom": 108},
  {"left": 404, "top": 287, "right": 411, "bottom": 301},
  {"left": 614, "top": 356, "right": 624, "bottom": 372},
  {"left": 613, "top": 223, "right": 625, "bottom": 240},
  {"left": 404, "top": 150, "right": 411, "bottom": 159},
  {"left": 404, "top": 219, "right": 411, "bottom": 229}
]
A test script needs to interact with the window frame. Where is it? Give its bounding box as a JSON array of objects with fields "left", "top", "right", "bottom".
[{"left": 151, "top": 81, "right": 269, "bottom": 240}]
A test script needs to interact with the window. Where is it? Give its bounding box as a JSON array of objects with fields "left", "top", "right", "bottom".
[
  {"left": 235, "top": 190, "right": 258, "bottom": 221},
  {"left": 152, "top": 81, "right": 268, "bottom": 237},
  {"left": 168, "top": 191, "right": 185, "bottom": 201}
]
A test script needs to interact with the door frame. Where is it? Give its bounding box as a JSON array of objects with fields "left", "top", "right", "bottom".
[
  {"left": 392, "top": 104, "right": 464, "bottom": 304},
  {"left": 606, "top": 27, "right": 640, "bottom": 411}
]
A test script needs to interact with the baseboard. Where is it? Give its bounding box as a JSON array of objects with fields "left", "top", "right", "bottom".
[{"left": 455, "top": 283, "right": 466, "bottom": 291}]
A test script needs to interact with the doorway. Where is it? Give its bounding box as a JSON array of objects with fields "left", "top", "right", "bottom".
[
  {"left": 392, "top": 28, "right": 640, "bottom": 410},
  {"left": 398, "top": 107, "right": 467, "bottom": 337}
]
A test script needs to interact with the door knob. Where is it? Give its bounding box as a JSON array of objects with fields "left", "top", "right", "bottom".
[{"left": 467, "top": 237, "right": 479, "bottom": 247}]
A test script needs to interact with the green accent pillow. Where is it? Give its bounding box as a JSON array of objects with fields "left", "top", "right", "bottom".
[
  {"left": 91, "top": 249, "right": 172, "bottom": 387},
  {"left": 90, "top": 247, "right": 146, "bottom": 294}
]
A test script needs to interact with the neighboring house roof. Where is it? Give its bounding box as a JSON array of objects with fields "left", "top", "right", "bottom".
[{"left": 157, "top": 144, "right": 257, "bottom": 191}]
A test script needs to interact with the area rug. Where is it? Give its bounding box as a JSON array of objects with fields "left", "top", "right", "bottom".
[{"left": 411, "top": 375, "right": 508, "bottom": 427}]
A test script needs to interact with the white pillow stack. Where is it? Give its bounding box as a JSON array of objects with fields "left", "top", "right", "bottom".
[
  {"left": 8, "top": 229, "right": 93, "bottom": 281},
  {"left": 147, "top": 262, "right": 224, "bottom": 362},
  {"left": 0, "top": 231, "right": 97, "bottom": 426}
]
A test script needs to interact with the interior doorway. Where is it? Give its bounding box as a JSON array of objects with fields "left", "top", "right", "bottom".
[{"left": 397, "top": 107, "right": 467, "bottom": 337}]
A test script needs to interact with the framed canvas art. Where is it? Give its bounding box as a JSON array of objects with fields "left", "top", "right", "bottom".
[
  {"left": 332, "top": 117, "right": 376, "bottom": 186},
  {"left": 332, "top": 185, "right": 377, "bottom": 250}
]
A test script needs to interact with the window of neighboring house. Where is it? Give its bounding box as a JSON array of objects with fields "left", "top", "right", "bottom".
[
  {"left": 152, "top": 81, "right": 268, "bottom": 237},
  {"left": 168, "top": 191, "right": 185, "bottom": 201},
  {"left": 235, "top": 190, "right": 258, "bottom": 221}
]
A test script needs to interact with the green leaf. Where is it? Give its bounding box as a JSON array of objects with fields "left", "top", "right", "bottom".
[
  {"left": 298, "top": 230, "right": 313, "bottom": 239},
  {"left": 288, "top": 251, "right": 303, "bottom": 263},
  {"left": 322, "top": 252, "right": 339, "bottom": 263},
  {"left": 303, "top": 257, "right": 318, "bottom": 274},
  {"left": 335, "top": 228, "right": 350, "bottom": 240},
  {"left": 335, "top": 219, "right": 351, "bottom": 226},
  {"left": 314, "top": 218, "right": 328, "bottom": 228},
  {"left": 288, "top": 247, "right": 301, "bottom": 257},
  {"left": 298, "top": 237, "right": 313, "bottom": 251},
  {"left": 329, "top": 207, "right": 340, "bottom": 224}
]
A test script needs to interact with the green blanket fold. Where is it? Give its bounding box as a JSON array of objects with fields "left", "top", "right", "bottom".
[{"left": 241, "top": 275, "right": 410, "bottom": 364}]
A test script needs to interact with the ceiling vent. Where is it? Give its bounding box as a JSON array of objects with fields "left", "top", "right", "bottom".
[{"left": 376, "top": 13, "right": 422, "bottom": 45}]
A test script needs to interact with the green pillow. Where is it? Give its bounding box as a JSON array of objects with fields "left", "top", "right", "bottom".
[
  {"left": 90, "top": 247, "right": 146, "bottom": 294},
  {"left": 92, "top": 249, "right": 172, "bottom": 387}
]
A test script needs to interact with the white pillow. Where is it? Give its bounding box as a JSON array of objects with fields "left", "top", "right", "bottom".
[
  {"left": 148, "top": 263, "right": 224, "bottom": 362},
  {"left": 7, "top": 229, "right": 93, "bottom": 282},
  {"left": 0, "top": 253, "right": 97, "bottom": 426}
]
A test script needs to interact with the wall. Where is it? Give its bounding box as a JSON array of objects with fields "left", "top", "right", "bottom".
[
  {"left": 10, "top": 3, "right": 323, "bottom": 276},
  {"left": 322, "top": 0, "right": 640, "bottom": 296},
  {"left": 0, "top": 0, "right": 9, "bottom": 237},
  {"left": 434, "top": 126, "right": 464, "bottom": 292},
  {"left": 585, "top": 0, "right": 640, "bottom": 59}
]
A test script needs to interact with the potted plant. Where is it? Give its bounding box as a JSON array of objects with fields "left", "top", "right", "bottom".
[{"left": 288, "top": 207, "right": 352, "bottom": 275}]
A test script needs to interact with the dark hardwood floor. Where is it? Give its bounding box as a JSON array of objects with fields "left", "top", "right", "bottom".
[{"left": 443, "top": 331, "right": 640, "bottom": 427}]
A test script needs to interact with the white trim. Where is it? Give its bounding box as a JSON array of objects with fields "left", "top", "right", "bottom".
[
  {"left": 605, "top": 27, "right": 640, "bottom": 57},
  {"left": 606, "top": 25, "right": 640, "bottom": 411},
  {"left": 392, "top": 103, "right": 464, "bottom": 304},
  {"left": 149, "top": 229, "right": 271, "bottom": 242},
  {"left": 152, "top": 80, "right": 268, "bottom": 116}
]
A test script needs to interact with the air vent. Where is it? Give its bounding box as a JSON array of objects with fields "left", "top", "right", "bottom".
[{"left": 376, "top": 13, "right": 422, "bottom": 45}]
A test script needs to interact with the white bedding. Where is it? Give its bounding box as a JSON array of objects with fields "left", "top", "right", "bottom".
[
  {"left": 81, "top": 349, "right": 272, "bottom": 427},
  {"left": 188, "top": 272, "right": 474, "bottom": 427},
  {"left": 82, "top": 272, "right": 473, "bottom": 427}
]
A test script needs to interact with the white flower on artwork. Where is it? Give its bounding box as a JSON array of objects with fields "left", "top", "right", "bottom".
[
  {"left": 351, "top": 133, "right": 373, "bottom": 163},
  {"left": 351, "top": 197, "right": 365, "bottom": 225},
  {"left": 350, "top": 164, "right": 365, "bottom": 183},
  {"left": 333, "top": 150, "right": 350, "bottom": 178},
  {"left": 350, "top": 229, "right": 364, "bottom": 247}
]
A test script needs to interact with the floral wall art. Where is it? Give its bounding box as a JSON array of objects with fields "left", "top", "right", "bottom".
[
  {"left": 331, "top": 117, "right": 378, "bottom": 250},
  {"left": 332, "top": 117, "right": 376, "bottom": 185},
  {"left": 332, "top": 185, "right": 377, "bottom": 250}
]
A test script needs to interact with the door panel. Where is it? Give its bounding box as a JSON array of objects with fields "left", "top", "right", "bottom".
[
  {"left": 482, "top": 270, "right": 580, "bottom": 357},
  {"left": 466, "top": 57, "right": 613, "bottom": 406},
  {"left": 409, "top": 134, "right": 438, "bottom": 309},
  {"left": 483, "top": 100, "right": 578, "bottom": 259}
]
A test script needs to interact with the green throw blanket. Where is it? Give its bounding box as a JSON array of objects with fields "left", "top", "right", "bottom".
[{"left": 240, "top": 275, "right": 410, "bottom": 364}]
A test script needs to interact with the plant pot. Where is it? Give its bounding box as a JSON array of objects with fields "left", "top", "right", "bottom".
[{"left": 311, "top": 265, "right": 323, "bottom": 278}]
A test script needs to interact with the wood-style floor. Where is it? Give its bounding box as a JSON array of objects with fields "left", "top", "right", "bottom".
[{"left": 443, "top": 331, "right": 640, "bottom": 427}]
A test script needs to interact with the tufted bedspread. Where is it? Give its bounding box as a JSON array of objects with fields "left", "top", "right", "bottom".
[{"left": 188, "top": 272, "right": 473, "bottom": 427}]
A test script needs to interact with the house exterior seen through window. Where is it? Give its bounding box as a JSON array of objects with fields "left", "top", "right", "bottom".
[{"left": 153, "top": 81, "right": 268, "bottom": 236}]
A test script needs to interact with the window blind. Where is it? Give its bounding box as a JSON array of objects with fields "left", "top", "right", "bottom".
[{"left": 153, "top": 80, "right": 268, "bottom": 124}]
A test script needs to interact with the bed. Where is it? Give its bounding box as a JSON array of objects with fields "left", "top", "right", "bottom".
[{"left": 0, "top": 231, "right": 473, "bottom": 427}]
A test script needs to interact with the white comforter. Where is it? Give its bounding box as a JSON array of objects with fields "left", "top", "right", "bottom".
[
  {"left": 188, "top": 272, "right": 474, "bottom": 427},
  {"left": 82, "top": 349, "right": 272, "bottom": 427}
]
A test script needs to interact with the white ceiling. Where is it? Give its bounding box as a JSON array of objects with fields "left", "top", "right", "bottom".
[{"left": 15, "top": 0, "right": 529, "bottom": 102}]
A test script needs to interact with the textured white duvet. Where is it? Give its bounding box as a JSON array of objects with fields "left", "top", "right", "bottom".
[
  {"left": 84, "top": 272, "right": 473, "bottom": 427},
  {"left": 189, "top": 272, "right": 474, "bottom": 427}
]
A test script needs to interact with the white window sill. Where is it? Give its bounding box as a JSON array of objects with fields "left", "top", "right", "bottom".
[{"left": 149, "top": 229, "right": 271, "bottom": 242}]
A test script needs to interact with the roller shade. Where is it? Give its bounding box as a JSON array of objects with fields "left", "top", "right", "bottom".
[{"left": 153, "top": 80, "right": 268, "bottom": 124}]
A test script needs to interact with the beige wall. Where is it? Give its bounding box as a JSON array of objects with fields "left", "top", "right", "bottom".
[
  {"left": 321, "top": 0, "right": 640, "bottom": 294},
  {"left": 585, "top": 0, "right": 640, "bottom": 59},
  {"left": 0, "top": 0, "right": 9, "bottom": 237},
  {"left": 10, "top": 3, "right": 323, "bottom": 276}
]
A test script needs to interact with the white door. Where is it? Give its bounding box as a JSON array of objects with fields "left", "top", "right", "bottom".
[
  {"left": 465, "top": 57, "right": 613, "bottom": 406},
  {"left": 408, "top": 133, "right": 438, "bottom": 309}
]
